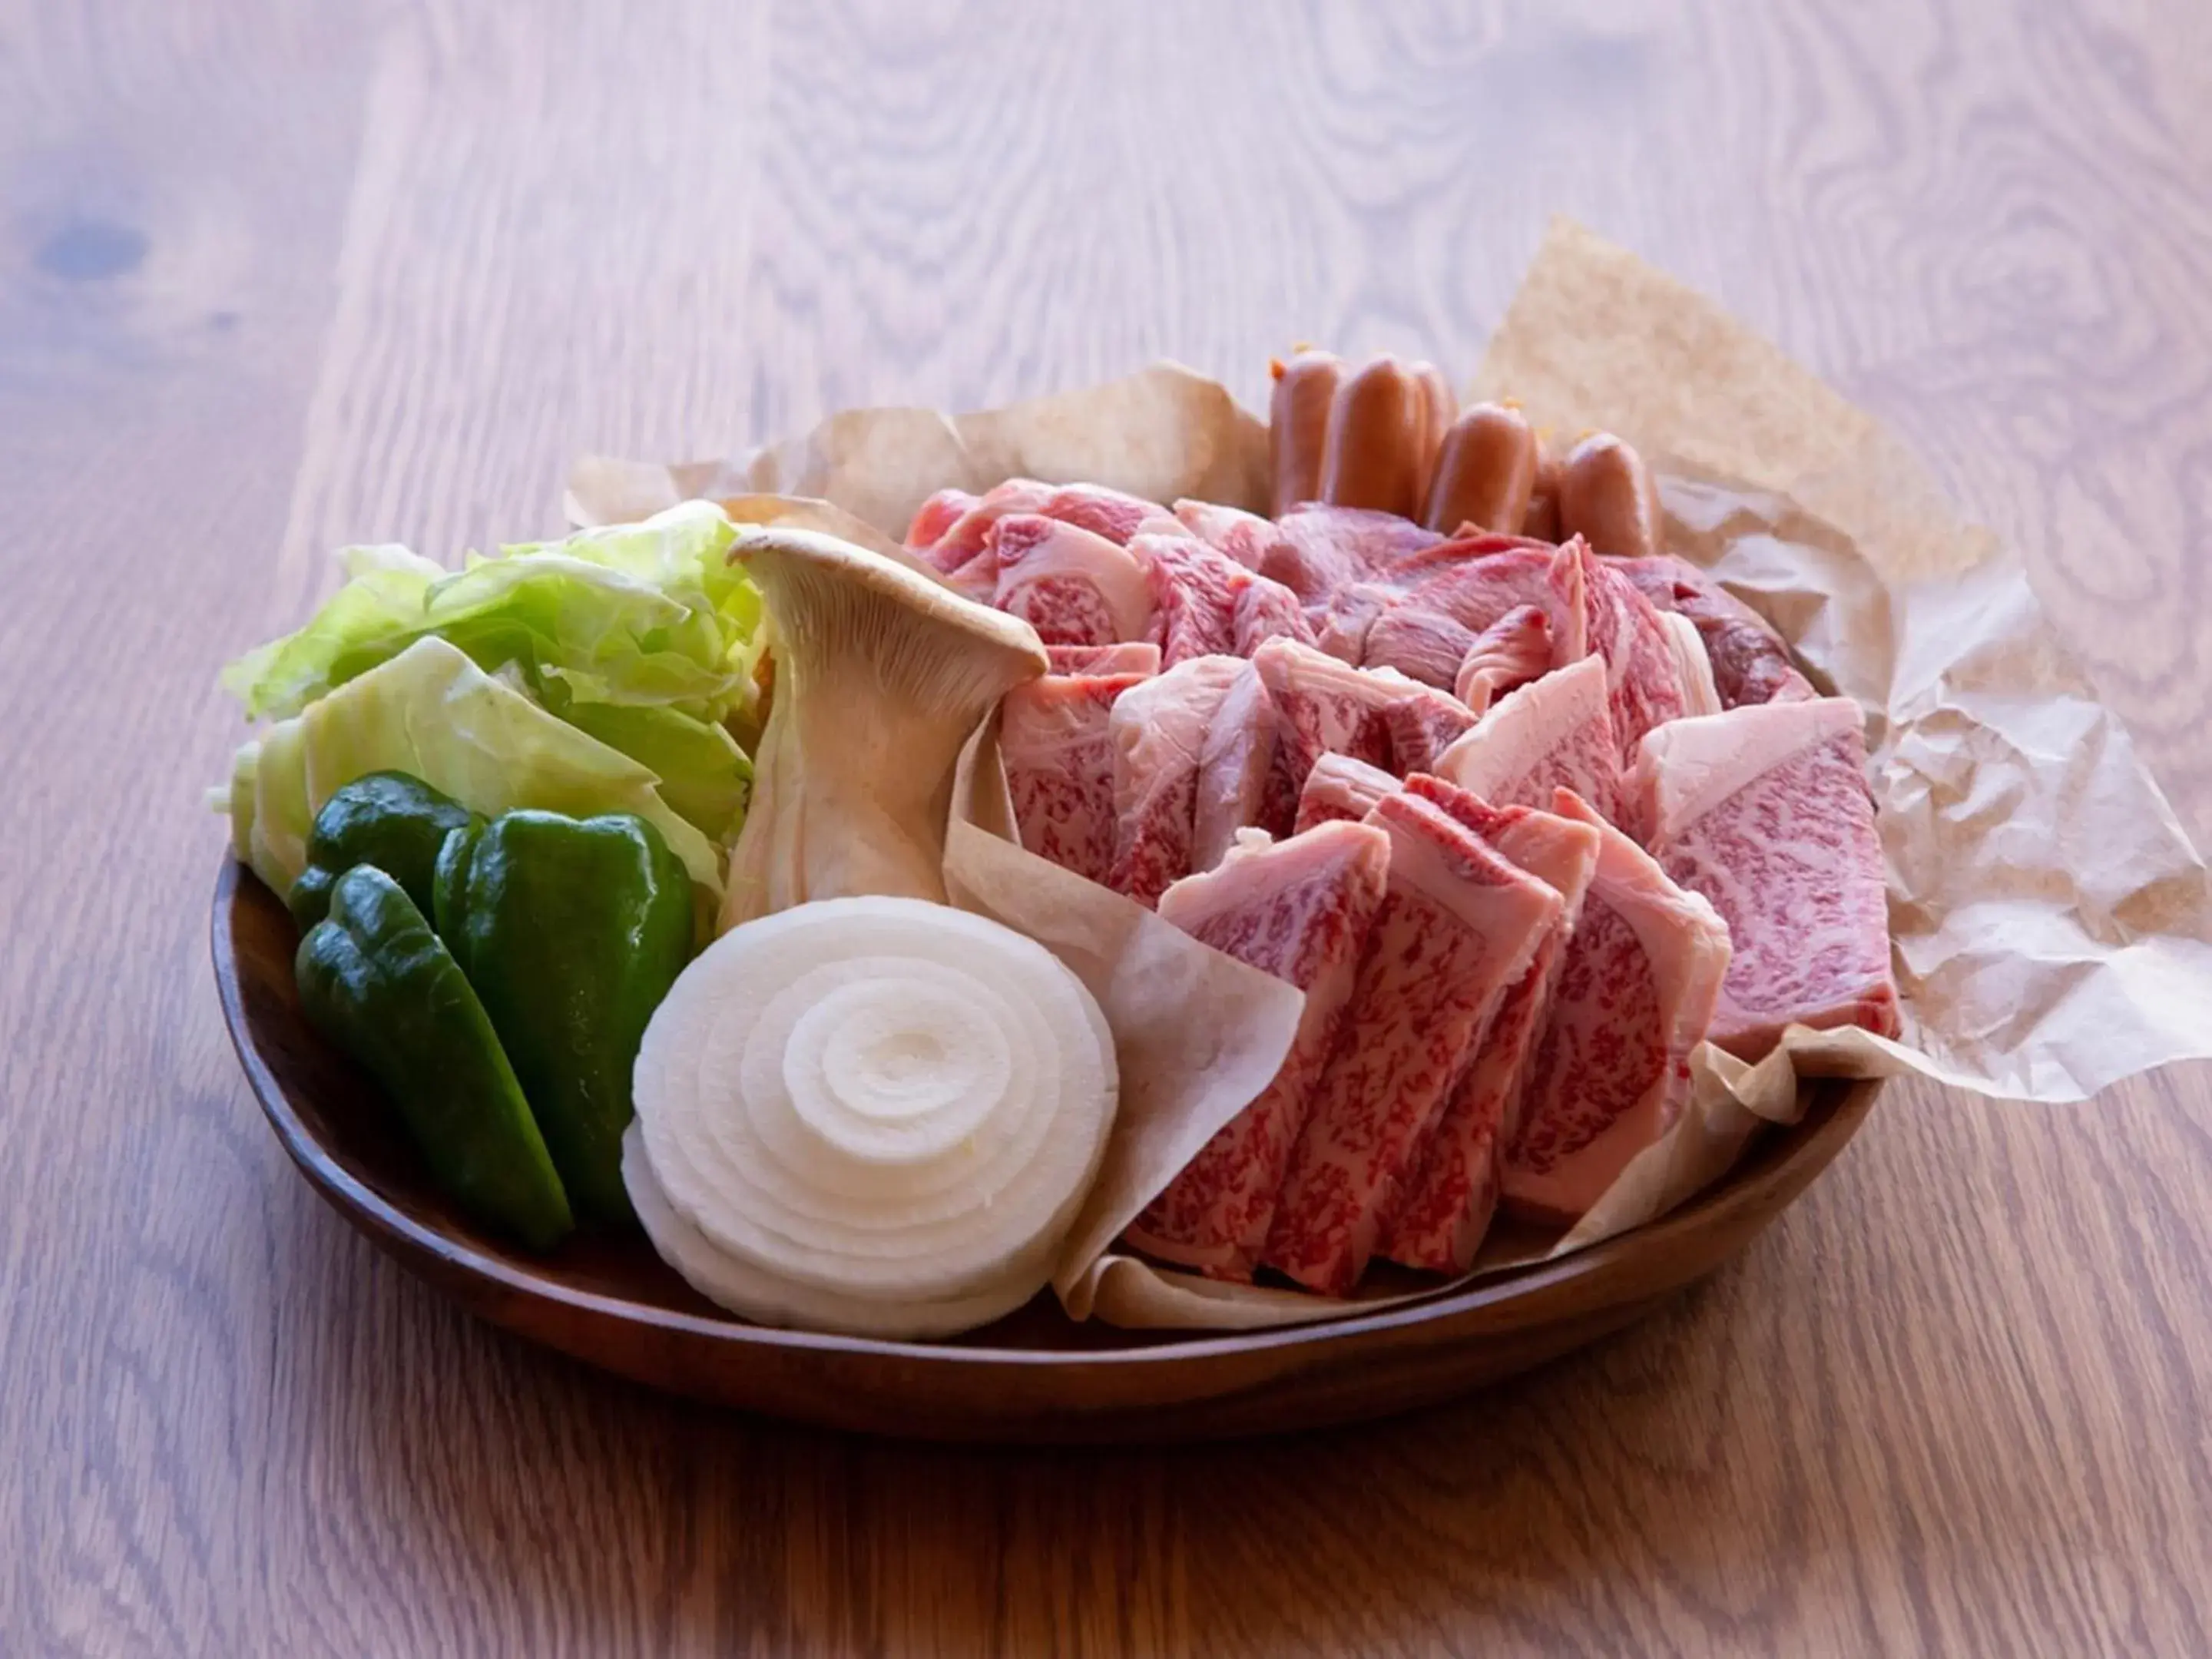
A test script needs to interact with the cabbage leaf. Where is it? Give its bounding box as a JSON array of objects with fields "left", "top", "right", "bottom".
[
  {"left": 223, "top": 502, "right": 760, "bottom": 723},
  {"left": 218, "top": 502, "right": 761, "bottom": 852},
  {"left": 231, "top": 637, "right": 723, "bottom": 899}
]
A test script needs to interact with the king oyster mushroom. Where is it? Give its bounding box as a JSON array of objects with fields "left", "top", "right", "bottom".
[{"left": 720, "top": 525, "right": 1048, "bottom": 932}]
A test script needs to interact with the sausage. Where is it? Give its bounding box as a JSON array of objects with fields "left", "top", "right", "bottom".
[
  {"left": 1522, "top": 445, "right": 1563, "bottom": 542},
  {"left": 1555, "top": 431, "right": 1664, "bottom": 559},
  {"left": 1410, "top": 360, "right": 1456, "bottom": 508},
  {"left": 1268, "top": 349, "right": 1342, "bottom": 518},
  {"left": 1320, "top": 355, "right": 1428, "bottom": 519},
  {"left": 1422, "top": 400, "right": 1540, "bottom": 535}
]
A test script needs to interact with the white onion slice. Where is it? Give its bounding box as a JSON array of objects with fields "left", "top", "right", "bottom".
[
  {"left": 623, "top": 1126, "right": 1049, "bottom": 1339},
  {"left": 629, "top": 896, "right": 1117, "bottom": 1336}
]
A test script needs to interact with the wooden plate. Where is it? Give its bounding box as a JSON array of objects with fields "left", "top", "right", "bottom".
[{"left": 214, "top": 857, "right": 1876, "bottom": 1443}]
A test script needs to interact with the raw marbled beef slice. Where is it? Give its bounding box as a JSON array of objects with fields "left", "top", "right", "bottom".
[
  {"left": 1001, "top": 668, "right": 1155, "bottom": 884},
  {"left": 1133, "top": 533, "right": 1246, "bottom": 664},
  {"left": 1046, "top": 641, "right": 1162, "bottom": 675},
  {"left": 1190, "top": 661, "right": 1283, "bottom": 873},
  {"left": 1454, "top": 604, "right": 1555, "bottom": 713},
  {"left": 1133, "top": 525, "right": 1314, "bottom": 664},
  {"left": 1433, "top": 654, "right": 1622, "bottom": 823},
  {"left": 1377, "top": 778, "right": 1601, "bottom": 1272},
  {"left": 990, "top": 513, "right": 1154, "bottom": 646},
  {"left": 1126, "top": 821, "right": 1393, "bottom": 1279},
  {"left": 1263, "top": 793, "right": 1562, "bottom": 1295},
  {"left": 1657, "top": 611, "right": 1724, "bottom": 719},
  {"left": 1028, "top": 482, "right": 1171, "bottom": 545},
  {"left": 1379, "top": 685, "right": 1479, "bottom": 775},
  {"left": 1253, "top": 638, "right": 1476, "bottom": 801},
  {"left": 1172, "top": 499, "right": 1283, "bottom": 570},
  {"left": 1359, "top": 545, "right": 1572, "bottom": 690},
  {"left": 1609, "top": 554, "right": 1816, "bottom": 708},
  {"left": 906, "top": 488, "right": 979, "bottom": 555},
  {"left": 1502, "top": 790, "right": 1730, "bottom": 1225},
  {"left": 1260, "top": 504, "right": 1444, "bottom": 609},
  {"left": 1232, "top": 575, "right": 1316, "bottom": 654},
  {"left": 1309, "top": 536, "right": 1550, "bottom": 670},
  {"left": 1561, "top": 538, "right": 1689, "bottom": 761},
  {"left": 1293, "top": 753, "right": 1400, "bottom": 833},
  {"left": 1108, "top": 654, "right": 1247, "bottom": 906},
  {"left": 1253, "top": 640, "right": 1395, "bottom": 829},
  {"left": 920, "top": 478, "right": 1167, "bottom": 591},
  {"left": 1630, "top": 697, "right": 1897, "bottom": 1060}
]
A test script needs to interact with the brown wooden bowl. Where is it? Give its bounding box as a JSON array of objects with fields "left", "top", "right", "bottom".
[{"left": 214, "top": 856, "right": 1876, "bottom": 1443}]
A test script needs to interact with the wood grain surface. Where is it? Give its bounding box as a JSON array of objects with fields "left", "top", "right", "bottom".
[{"left": 4, "top": 0, "right": 2208, "bottom": 1653}]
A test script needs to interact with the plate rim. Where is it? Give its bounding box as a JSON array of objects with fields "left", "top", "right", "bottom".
[{"left": 213, "top": 855, "right": 1877, "bottom": 1373}]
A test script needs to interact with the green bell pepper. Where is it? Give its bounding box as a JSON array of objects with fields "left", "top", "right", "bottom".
[
  {"left": 289, "top": 770, "right": 482, "bottom": 930},
  {"left": 434, "top": 810, "right": 694, "bottom": 1223},
  {"left": 296, "top": 865, "right": 572, "bottom": 1250}
]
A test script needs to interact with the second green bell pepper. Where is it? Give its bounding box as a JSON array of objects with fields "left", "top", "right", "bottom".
[
  {"left": 296, "top": 865, "right": 572, "bottom": 1250},
  {"left": 434, "top": 810, "right": 694, "bottom": 1223},
  {"left": 289, "top": 770, "right": 482, "bottom": 930}
]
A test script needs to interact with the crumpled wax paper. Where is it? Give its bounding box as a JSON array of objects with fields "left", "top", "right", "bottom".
[{"left": 568, "top": 220, "right": 2212, "bottom": 1331}]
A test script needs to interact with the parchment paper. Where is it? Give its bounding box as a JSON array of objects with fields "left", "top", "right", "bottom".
[
  {"left": 571, "top": 220, "right": 2212, "bottom": 1333},
  {"left": 565, "top": 363, "right": 1269, "bottom": 537},
  {"left": 1479, "top": 219, "right": 2212, "bottom": 1103}
]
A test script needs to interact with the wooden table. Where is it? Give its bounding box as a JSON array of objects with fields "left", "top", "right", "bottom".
[{"left": 7, "top": 2, "right": 2208, "bottom": 1653}]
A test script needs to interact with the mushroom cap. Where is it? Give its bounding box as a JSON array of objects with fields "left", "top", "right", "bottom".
[{"left": 731, "top": 525, "right": 1049, "bottom": 688}]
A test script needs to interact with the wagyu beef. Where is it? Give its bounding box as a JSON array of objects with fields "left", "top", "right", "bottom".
[
  {"left": 1294, "top": 753, "right": 1400, "bottom": 833},
  {"left": 1657, "top": 611, "right": 1724, "bottom": 719},
  {"left": 1379, "top": 688, "right": 1482, "bottom": 777},
  {"left": 1253, "top": 640, "right": 1388, "bottom": 778},
  {"left": 1377, "top": 779, "right": 1601, "bottom": 1273},
  {"left": 1134, "top": 532, "right": 1244, "bottom": 663},
  {"left": 1300, "top": 531, "right": 1552, "bottom": 669},
  {"left": 1128, "top": 822, "right": 1392, "bottom": 1280},
  {"left": 990, "top": 514, "right": 1154, "bottom": 646},
  {"left": 914, "top": 478, "right": 1166, "bottom": 591},
  {"left": 1454, "top": 603, "right": 1554, "bottom": 713},
  {"left": 1046, "top": 641, "right": 1161, "bottom": 675},
  {"left": 1253, "top": 638, "right": 1478, "bottom": 807},
  {"left": 1503, "top": 790, "right": 1730, "bottom": 1226},
  {"left": 1231, "top": 576, "right": 1316, "bottom": 654},
  {"left": 906, "top": 488, "right": 979, "bottom": 552},
  {"left": 1433, "top": 654, "right": 1622, "bottom": 823},
  {"left": 1023, "top": 482, "right": 1168, "bottom": 545},
  {"left": 1312, "top": 579, "right": 1401, "bottom": 665},
  {"left": 1631, "top": 697, "right": 1898, "bottom": 1060},
  {"left": 1611, "top": 554, "right": 1816, "bottom": 708},
  {"left": 1108, "top": 654, "right": 1248, "bottom": 906},
  {"left": 1172, "top": 499, "right": 1283, "bottom": 571},
  {"left": 1264, "top": 793, "right": 1561, "bottom": 1294},
  {"left": 1260, "top": 504, "right": 1444, "bottom": 608},
  {"left": 1002, "top": 668, "right": 1154, "bottom": 884},
  {"left": 1358, "top": 545, "right": 1572, "bottom": 690},
  {"left": 1135, "top": 532, "right": 1310, "bottom": 666},
  {"left": 1566, "top": 538, "right": 1690, "bottom": 761},
  {"left": 1190, "top": 662, "right": 1283, "bottom": 873}
]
